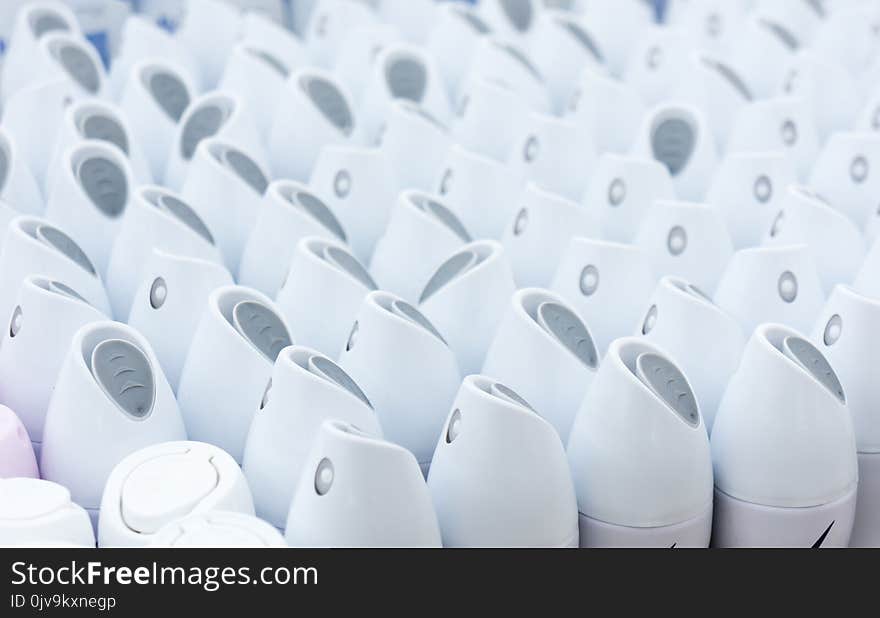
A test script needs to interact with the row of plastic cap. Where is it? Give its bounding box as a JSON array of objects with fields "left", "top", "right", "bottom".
[{"left": 0, "top": 269, "right": 875, "bottom": 548}]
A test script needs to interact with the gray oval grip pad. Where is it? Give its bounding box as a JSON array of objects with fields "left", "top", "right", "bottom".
[
  {"left": 223, "top": 147, "right": 268, "bottom": 195},
  {"left": 783, "top": 336, "right": 846, "bottom": 403},
  {"left": 158, "top": 194, "right": 214, "bottom": 245},
  {"left": 301, "top": 75, "right": 354, "bottom": 135},
  {"left": 309, "top": 354, "right": 373, "bottom": 409},
  {"left": 323, "top": 246, "right": 377, "bottom": 290},
  {"left": 295, "top": 191, "right": 346, "bottom": 241},
  {"left": 412, "top": 194, "right": 471, "bottom": 242},
  {"left": 491, "top": 381, "right": 534, "bottom": 412},
  {"left": 501, "top": 0, "right": 533, "bottom": 32},
  {"left": 391, "top": 299, "right": 446, "bottom": 344},
  {"left": 537, "top": 302, "right": 598, "bottom": 369},
  {"left": 81, "top": 113, "right": 129, "bottom": 155},
  {"left": 386, "top": 56, "right": 427, "bottom": 103},
  {"left": 77, "top": 156, "right": 127, "bottom": 217},
  {"left": 56, "top": 43, "right": 100, "bottom": 94},
  {"left": 47, "top": 280, "right": 90, "bottom": 305},
  {"left": 419, "top": 250, "right": 478, "bottom": 304},
  {"left": 36, "top": 225, "right": 96, "bottom": 275},
  {"left": 32, "top": 12, "right": 70, "bottom": 37},
  {"left": 232, "top": 300, "right": 292, "bottom": 362},
  {"left": 180, "top": 104, "right": 225, "bottom": 160},
  {"left": 652, "top": 117, "right": 695, "bottom": 176},
  {"left": 150, "top": 71, "right": 191, "bottom": 123},
  {"left": 636, "top": 352, "right": 700, "bottom": 427},
  {"left": 90, "top": 338, "right": 155, "bottom": 419}
]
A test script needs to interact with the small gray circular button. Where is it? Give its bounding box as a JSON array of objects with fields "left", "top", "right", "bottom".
[
  {"left": 149, "top": 278, "right": 167, "bottom": 309},
  {"left": 608, "top": 178, "right": 626, "bottom": 206},
  {"left": 778, "top": 271, "right": 798, "bottom": 303},
  {"left": 667, "top": 226, "right": 688, "bottom": 256},
  {"left": 642, "top": 305, "right": 658, "bottom": 335},
  {"left": 523, "top": 136, "right": 539, "bottom": 162},
  {"left": 754, "top": 175, "right": 773, "bottom": 203},
  {"left": 513, "top": 208, "right": 528, "bottom": 236},
  {"left": 439, "top": 169, "right": 453, "bottom": 195},
  {"left": 823, "top": 314, "right": 843, "bottom": 346},
  {"left": 781, "top": 120, "right": 798, "bottom": 146},
  {"left": 851, "top": 156, "right": 869, "bottom": 184},
  {"left": 314, "top": 458, "right": 334, "bottom": 495},
  {"left": 333, "top": 170, "right": 351, "bottom": 198},
  {"left": 647, "top": 45, "right": 663, "bottom": 69},
  {"left": 579, "top": 265, "right": 599, "bottom": 296},
  {"left": 9, "top": 306, "right": 22, "bottom": 338}
]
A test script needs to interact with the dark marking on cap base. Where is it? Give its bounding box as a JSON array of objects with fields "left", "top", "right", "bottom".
[
  {"left": 636, "top": 352, "right": 700, "bottom": 427},
  {"left": 149, "top": 71, "right": 190, "bottom": 123},
  {"left": 652, "top": 117, "right": 695, "bottom": 176},
  {"left": 90, "top": 339, "right": 155, "bottom": 419},
  {"left": 232, "top": 300, "right": 291, "bottom": 362},
  {"left": 308, "top": 354, "right": 372, "bottom": 409},
  {"left": 536, "top": 302, "right": 598, "bottom": 369},
  {"left": 783, "top": 336, "right": 846, "bottom": 403},
  {"left": 77, "top": 156, "right": 127, "bottom": 217},
  {"left": 36, "top": 225, "right": 96, "bottom": 275}
]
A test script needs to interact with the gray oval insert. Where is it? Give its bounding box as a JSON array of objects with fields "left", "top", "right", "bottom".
[
  {"left": 232, "top": 300, "right": 292, "bottom": 362},
  {"left": 323, "top": 245, "right": 377, "bottom": 291},
  {"left": 652, "top": 116, "right": 695, "bottom": 177},
  {"left": 31, "top": 11, "right": 69, "bottom": 37},
  {"left": 180, "top": 104, "right": 226, "bottom": 160},
  {"left": 157, "top": 193, "right": 214, "bottom": 245},
  {"left": 536, "top": 301, "right": 598, "bottom": 369},
  {"left": 54, "top": 43, "right": 100, "bottom": 94},
  {"left": 635, "top": 352, "right": 700, "bottom": 427},
  {"left": 782, "top": 335, "right": 846, "bottom": 403},
  {"left": 221, "top": 147, "right": 268, "bottom": 195},
  {"left": 308, "top": 354, "right": 372, "bottom": 409},
  {"left": 292, "top": 191, "right": 346, "bottom": 241},
  {"left": 80, "top": 113, "right": 128, "bottom": 155},
  {"left": 490, "top": 381, "right": 534, "bottom": 411},
  {"left": 76, "top": 156, "right": 128, "bottom": 217},
  {"left": 300, "top": 75, "right": 354, "bottom": 136},
  {"left": 47, "top": 280, "right": 89, "bottom": 304},
  {"left": 559, "top": 18, "right": 603, "bottom": 62},
  {"left": 36, "top": 224, "right": 96, "bottom": 275},
  {"left": 391, "top": 299, "right": 446, "bottom": 344},
  {"left": 454, "top": 8, "right": 490, "bottom": 34},
  {"left": 420, "top": 249, "right": 479, "bottom": 304},
  {"left": 500, "top": 0, "right": 533, "bottom": 32},
  {"left": 149, "top": 71, "right": 190, "bottom": 123},
  {"left": 245, "top": 47, "right": 289, "bottom": 78},
  {"left": 386, "top": 55, "right": 427, "bottom": 103},
  {"left": 700, "top": 56, "right": 753, "bottom": 101},
  {"left": 410, "top": 193, "right": 471, "bottom": 242},
  {"left": 90, "top": 338, "right": 155, "bottom": 419}
]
